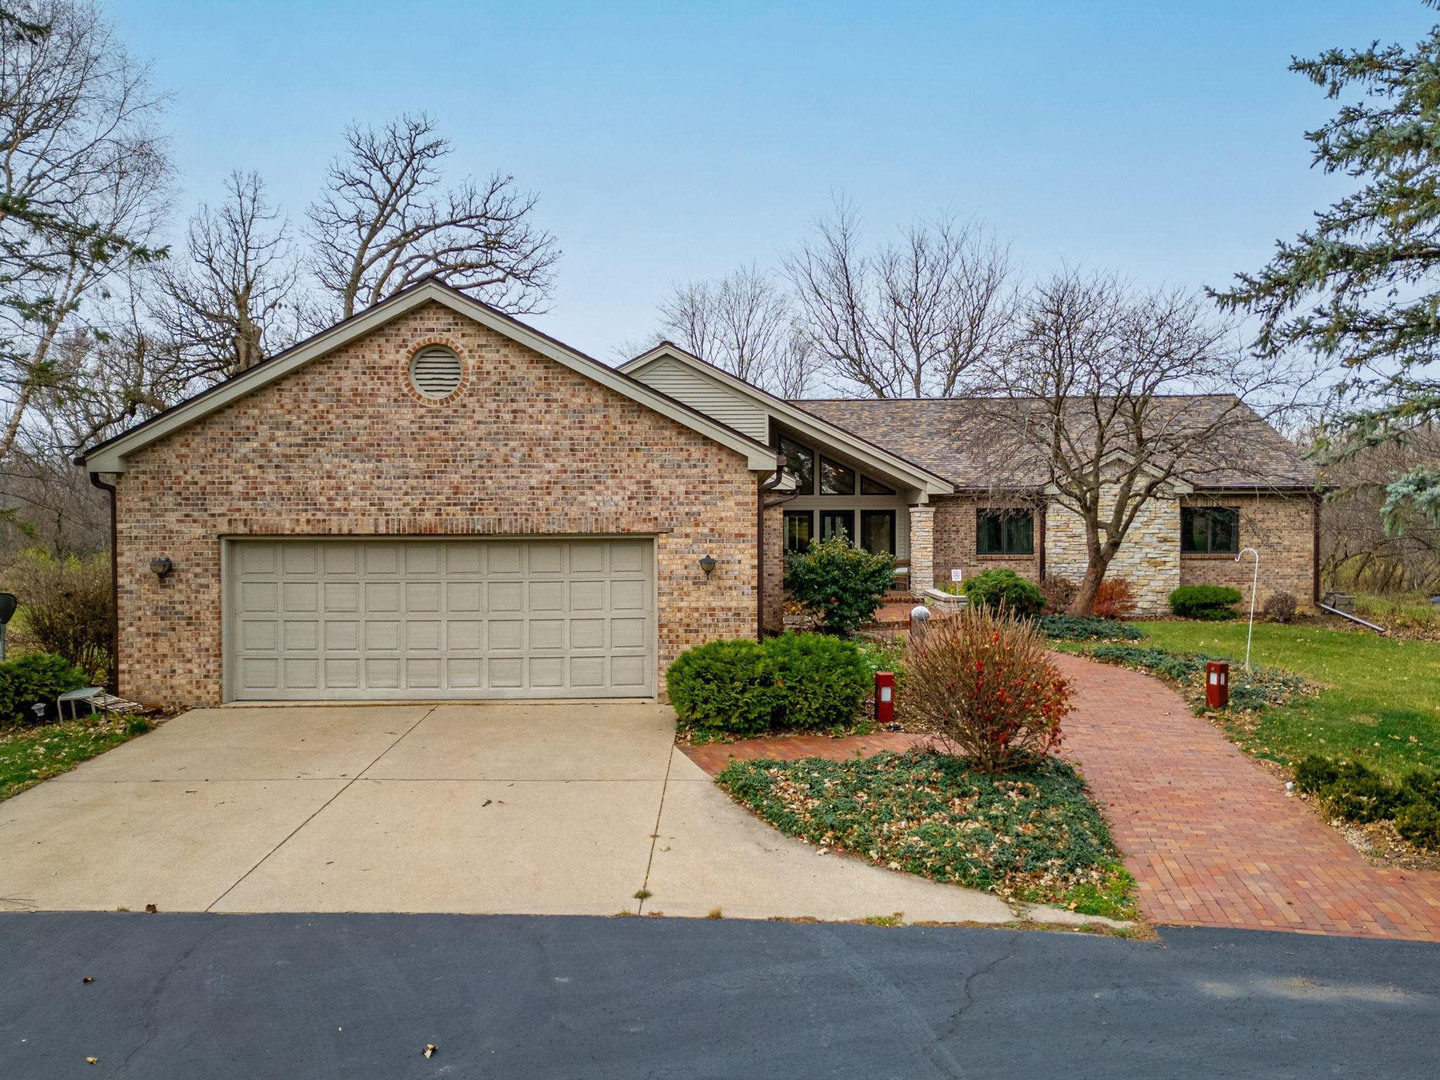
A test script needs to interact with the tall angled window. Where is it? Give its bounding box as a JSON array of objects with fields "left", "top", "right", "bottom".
[{"left": 778, "top": 436, "right": 814, "bottom": 494}]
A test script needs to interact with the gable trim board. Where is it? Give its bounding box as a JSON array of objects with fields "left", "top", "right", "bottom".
[
  {"left": 621, "top": 344, "right": 953, "bottom": 499},
  {"left": 79, "top": 279, "right": 781, "bottom": 475}
]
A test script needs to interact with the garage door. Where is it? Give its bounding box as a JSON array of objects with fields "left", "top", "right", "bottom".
[{"left": 225, "top": 538, "right": 656, "bottom": 700}]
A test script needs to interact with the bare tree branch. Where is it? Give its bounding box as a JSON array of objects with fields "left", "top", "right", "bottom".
[{"left": 306, "top": 112, "right": 559, "bottom": 319}]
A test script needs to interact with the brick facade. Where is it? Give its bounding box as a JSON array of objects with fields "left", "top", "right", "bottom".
[
  {"left": 1178, "top": 492, "right": 1317, "bottom": 610},
  {"left": 761, "top": 499, "right": 785, "bottom": 633},
  {"left": 110, "top": 301, "right": 760, "bottom": 707},
  {"left": 932, "top": 495, "right": 1043, "bottom": 588}
]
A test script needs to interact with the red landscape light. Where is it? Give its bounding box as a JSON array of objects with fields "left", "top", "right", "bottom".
[
  {"left": 1205, "top": 661, "right": 1229, "bottom": 710},
  {"left": 875, "top": 671, "right": 895, "bottom": 726}
]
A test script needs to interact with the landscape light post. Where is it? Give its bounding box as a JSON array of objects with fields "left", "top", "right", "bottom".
[{"left": 1235, "top": 547, "right": 1259, "bottom": 671}]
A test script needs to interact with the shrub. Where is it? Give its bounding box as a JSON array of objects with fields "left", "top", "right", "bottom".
[
  {"left": 1395, "top": 802, "right": 1440, "bottom": 849},
  {"left": 0, "top": 653, "right": 88, "bottom": 726},
  {"left": 666, "top": 633, "right": 870, "bottom": 735},
  {"left": 1089, "top": 643, "right": 1205, "bottom": 682},
  {"left": 783, "top": 536, "right": 895, "bottom": 635},
  {"left": 900, "top": 607, "right": 1072, "bottom": 773},
  {"left": 1262, "top": 591, "right": 1298, "bottom": 622},
  {"left": 1293, "top": 755, "right": 1440, "bottom": 849},
  {"left": 1168, "top": 584, "right": 1243, "bottom": 621},
  {"left": 665, "top": 639, "right": 773, "bottom": 736},
  {"left": 1040, "top": 575, "right": 1077, "bottom": 614},
  {"left": 1036, "top": 615, "right": 1143, "bottom": 641},
  {"left": 1091, "top": 577, "right": 1138, "bottom": 620},
  {"left": 1, "top": 551, "right": 113, "bottom": 681},
  {"left": 962, "top": 568, "right": 1045, "bottom": 618}
]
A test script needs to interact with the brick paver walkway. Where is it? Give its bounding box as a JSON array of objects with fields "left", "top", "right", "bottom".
[{"left": 681, "top": 652, "right": 1440, "bottom": 941}]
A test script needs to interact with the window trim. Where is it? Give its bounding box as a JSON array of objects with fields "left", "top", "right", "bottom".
[
  {"left": 1180, "top": 506, "right": 1241, "bottom": 554},
  {"left": 860, "top": 509, "right": 897, "bottom": 556},
  {"left": 783, "top": 510, "right": 814, "bottom": 554},
  {"left": 976, "top": 508, "right": 1034, "bottom": 556}
]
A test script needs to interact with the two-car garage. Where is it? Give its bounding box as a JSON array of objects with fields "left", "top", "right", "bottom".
[{"left": 224, "top": 538, "right": 656, "bottom": 701}]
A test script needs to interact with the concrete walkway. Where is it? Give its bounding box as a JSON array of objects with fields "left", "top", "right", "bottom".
[{"left": 0, "top": 702, "right": 1017, "bottom": 925}]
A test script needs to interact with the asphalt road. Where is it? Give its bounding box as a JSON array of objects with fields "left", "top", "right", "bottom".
[{"left": 2, "top": 913, "right": 1436, "bottom": 1079}]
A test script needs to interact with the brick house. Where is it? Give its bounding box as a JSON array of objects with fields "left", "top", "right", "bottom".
[{"left": 79, "top": 279, "right": 1319, "bottom": 707}]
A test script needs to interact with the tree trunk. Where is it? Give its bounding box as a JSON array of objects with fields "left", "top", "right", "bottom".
[{"left": 1068, "top": 534, "right": 1118, "bottom": 616}]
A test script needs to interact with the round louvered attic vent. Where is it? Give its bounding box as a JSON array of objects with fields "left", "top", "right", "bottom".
[{"left": 408, "top": 345, "right": 463, "bottom": 399}]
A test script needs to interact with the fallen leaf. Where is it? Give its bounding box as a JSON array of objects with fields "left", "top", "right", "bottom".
[
  {"left": 86, "top": 1058, "right": 98, "bottom": 1065},
  {"left": 144, "top": 903, "right": 157, "bottom": 913},
  {"left": 82, "top": 976, "right": 94, "bottom": 984},
  {"left": 422, "top": 1044, "right": 437, "bottom": 1058}
]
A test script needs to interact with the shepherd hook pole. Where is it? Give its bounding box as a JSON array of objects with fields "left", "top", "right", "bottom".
[{"left": 1236, "top": 546, "right": 1259, "bottom": 671}]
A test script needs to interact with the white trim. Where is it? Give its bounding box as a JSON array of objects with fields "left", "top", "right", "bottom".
[
  {"left": 82, "top": 282, "right": 781, "bottom": 474},
  {"left": 621, "top": 345, "right": 953, "bottom": 496}
]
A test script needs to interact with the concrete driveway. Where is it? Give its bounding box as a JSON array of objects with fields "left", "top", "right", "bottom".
[{"left": 0, "top": 703, "right": 1034, "bottom": 924}]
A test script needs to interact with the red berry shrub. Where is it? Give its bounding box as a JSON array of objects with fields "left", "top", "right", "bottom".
[
  {"left": 1091, "top": 577, "right": 1138, "bottom": 620},
  {"left": 901, "top": 607, "right": 1072, "bottom": 773}
]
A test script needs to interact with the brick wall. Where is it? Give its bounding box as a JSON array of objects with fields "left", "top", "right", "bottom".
[
  {"left": 761, "top": 499, "right": 784, "bottom": 633},
  {"left": 111, "top": 301, "right": 760, "bottom": 706},
  {"left": 1179, "top": 492, "right": 1317, "bottom": 610},
  {"left": 932, "top": 495, "right": 1042, "bottom": 587}
]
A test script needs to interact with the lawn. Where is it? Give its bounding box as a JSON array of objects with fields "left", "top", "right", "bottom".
[
  {"left": 720, "top": 749, "right": 1136, "bottom": 920},
  {"left": 1137, "top": 620, "right": 1440, "bottom": 778},
  {"left": 0, "top": 714, "right": 152, "bottom": 801}
]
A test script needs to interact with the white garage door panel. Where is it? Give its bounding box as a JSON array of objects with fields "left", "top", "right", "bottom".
[{"left": 227, "top": 539, "right": 655, "bottom": 700}]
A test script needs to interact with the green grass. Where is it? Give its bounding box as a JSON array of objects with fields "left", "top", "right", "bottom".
[
  {"left": 720, "top": 749, "right": 1137, "bottom": 920},
  {"left": 0, "top": 714, "right": 152, "bottom": 800},
  {"left": 1137, "top": 621, "right": 1440, "bottom": 778}
]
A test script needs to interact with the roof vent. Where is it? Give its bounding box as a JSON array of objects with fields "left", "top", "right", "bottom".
[{"left": 409, "top": 345, "right": 463, "bottom": 399}]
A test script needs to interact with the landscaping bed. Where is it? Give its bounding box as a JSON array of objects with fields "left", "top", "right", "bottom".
[
  {"left": 0, "top": 713, "right": 153, "bottom": 801},
  {"left": 720, "top": 749, "right": 1135, "bottom": 919}
]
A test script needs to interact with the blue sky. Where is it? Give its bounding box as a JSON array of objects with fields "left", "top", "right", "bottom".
[{"left": 110, "top": 0, "right": 1432, "bottom": 360}]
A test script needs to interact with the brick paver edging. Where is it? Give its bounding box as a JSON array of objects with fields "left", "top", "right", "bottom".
[{"left": 679, "top": 653, "right": 1440, "bottom": 941}]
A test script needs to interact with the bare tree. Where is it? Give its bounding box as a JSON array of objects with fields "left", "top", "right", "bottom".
[
  {"left": 783, "top": 198, "right": 1015, "bottom": 398},
  {"left": 307, "top": 112, "right": 559, "bottom": 320},
  {"left": 0, "top": 0, "right": 169, "bottom": 462},
  {"left": 655, "top": 263, "right": 815, "bottom": 396},
  {"left": 154, "top": 170, "right": 303, "bottom": 380},
  {"left": 975, "top": 269, "right": 1312, "bottom": 615}
]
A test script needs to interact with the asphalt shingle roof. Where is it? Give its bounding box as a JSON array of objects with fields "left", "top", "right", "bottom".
[{"left": 790, "top": 395, "right": 1317, "bottom": 491}]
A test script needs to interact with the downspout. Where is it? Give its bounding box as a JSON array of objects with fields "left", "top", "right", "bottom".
[
  {"left": 1311, "top": 490, "right": 1322, "bottom": 607},
  {"left": 756, "top": 455, "right": 788, "bottom": 640},
  {"left": 88, "top": 471, "right": 120, "bottom": 694}
]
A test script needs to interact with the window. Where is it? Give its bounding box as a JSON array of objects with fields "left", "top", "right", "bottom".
[
  {"left": 778, "top": 436, "right": 814, "bottom": 494},
  {"left": 976, "top": 509, "right": 1034, "bottom": 556},
  {"left": 820, "top": 509, "right": 855, "bottom": 543},
  {"left": 860, "top": 474, "right": 894, "bottom": 496},
  {"left": 784, "top": 510, "right": 813, "bottom": 554},
  {"left": 819, "top": 456, "right": 856, "bottom": 495},
  {"left": 1181, "top": 506, "right": 1240, "bottom": 554},
  {"left": 860, "top": 510, "right": 896, "bottom": 556},
  {"left": 409, "top": 345, "right": 463, "bottom": 398}
]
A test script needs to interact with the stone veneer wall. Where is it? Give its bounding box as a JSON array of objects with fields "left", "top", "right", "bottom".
[
  {"left": 1045, "top": 490, "right": 1181, "bottom": 615},
  {"left": 111, "top": 301, "right": 760, "bottom": 707},
  {"left": 1178, "top": 492, "right": 1317, "bottom": 610},
  {"left": 932, "top": 495, "right": 1043, "bottom": 588}
]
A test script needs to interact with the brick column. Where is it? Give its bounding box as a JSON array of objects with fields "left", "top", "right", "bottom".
[{"left": 908, "top": 504, "right": 935, "bottom": 595}]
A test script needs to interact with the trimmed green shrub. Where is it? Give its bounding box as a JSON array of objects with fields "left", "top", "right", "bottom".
[
  {"left": 783, "top": 536, "right": 895, "bottom": 635},
  {"left": 1036, "top": 615, "right": 1143, "bottom": 641},
  {"left": 665, "top": 639, "right": 773, "bottom": 736},
  {"left": 666, "top": 633, "right": 870, "bottom": 736},
  {"left": 0, "top": 653, "right": 88, "bottom": 726},
  {"left": 1168, "top": 584, "right": 1243, "bottom": 620},
  {"left": 962, "top": 568, "right": 1045, "bottom": 618},
  {"left": 1396, "top": 802, "right": 1440, "bottom": 849}
]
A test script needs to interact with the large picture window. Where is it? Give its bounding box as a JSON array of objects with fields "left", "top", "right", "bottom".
[
  {"left": 1181, "top": 506, "right": 1240, "bottom": 554},
  {"left": 819, "top": 456, "right": 856, "bottom": 496},
  {"left": 820, "top": 509, "right": 855, "bottom": 543},
  {"left": 778, "top": 436, "right": 814, "bottom": 494},
  {"left": 976, "top": 509, "right": 1034, "bottom": 556},
  {"left": 784, "top": 510, "right": 813, "bottom": 554},
  {"left": 860, "top": 510, "right": 896, "bottom": 556}
]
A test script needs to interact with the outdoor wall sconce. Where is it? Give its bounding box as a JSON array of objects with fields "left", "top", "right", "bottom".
[
  {"left": 698, "top": 554, "right": 717, "bottom": 577},
  {"left": 150, "top": 557, "right": 174, "bottom": 581}
]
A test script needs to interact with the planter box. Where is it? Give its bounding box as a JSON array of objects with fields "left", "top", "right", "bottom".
[{"left": 923, "top": 588, "right": 968, "bottom": 615}]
